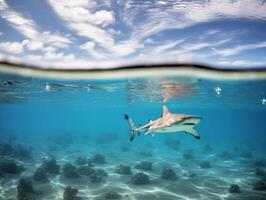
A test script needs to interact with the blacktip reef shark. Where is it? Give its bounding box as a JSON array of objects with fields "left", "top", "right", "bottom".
[{"left": 125, "top": 106, "right": 202, "bottom": 141}]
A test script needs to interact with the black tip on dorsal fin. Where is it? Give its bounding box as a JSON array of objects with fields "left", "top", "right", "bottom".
[{"left": 124, "top": 114, "right": 129, "bottom": 120}]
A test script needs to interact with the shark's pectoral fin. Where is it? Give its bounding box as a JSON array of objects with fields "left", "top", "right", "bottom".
[
  {"left": 185, "top": 128, "right": 200, "bottom": 140},
  {"left": 144, "top": 131, "right": 152, "bottom": 136}
]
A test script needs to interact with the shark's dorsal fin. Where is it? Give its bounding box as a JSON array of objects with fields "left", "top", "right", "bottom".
[{"left": 162, "top": 105, "right": 170, "bottom": 116}]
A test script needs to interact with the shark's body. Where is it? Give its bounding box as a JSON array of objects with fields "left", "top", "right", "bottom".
[{"left": 125, "top": 106, "right": 202, "bottom": 141}]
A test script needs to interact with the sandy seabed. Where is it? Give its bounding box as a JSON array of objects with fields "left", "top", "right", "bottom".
[{"left": 0, "top": 134, "right": 266, "bottom": 200}]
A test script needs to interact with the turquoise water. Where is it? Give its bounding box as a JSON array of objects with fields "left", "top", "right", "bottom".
[{"left": 0, "top": 72, "right": 266, "bottom": 200}]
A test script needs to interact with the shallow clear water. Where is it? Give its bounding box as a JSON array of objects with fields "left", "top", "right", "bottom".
[{"left": 0, "top": 72, "right": 266, "bottom": 200}]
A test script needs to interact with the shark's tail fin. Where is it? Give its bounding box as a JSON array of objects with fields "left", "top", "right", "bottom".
[{"left": 124, "top": 114, "right": 139, "bottom": 141}]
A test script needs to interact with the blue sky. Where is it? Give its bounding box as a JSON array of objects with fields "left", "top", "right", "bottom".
[{"left": 0, "top": 0, "right": 266, "bottom": 69}]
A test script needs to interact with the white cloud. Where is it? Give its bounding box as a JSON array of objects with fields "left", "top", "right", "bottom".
[
  {"left": 80, "top": 41, "right": 95, "bottom": 51},
  {"left": 0, "top": 1, "right": 72, "bottom": 50},
  {"left": 212, "top": 41, "right": 266, "bottom": 57},
  {"left": 48, "top": 0, "right": 146, "bottom": 58},
  {"left": 41, "top": 31, "right": 72, "bottom": 48},
  {"left": 23, "top": 40, "right": 43, "bottom": 51},
  {"left": 47, "top": 1, "right": 115, "bottom": 49},
  {"left": 218, "top": 59, "right": 266, "bottom": 67},
  {"left": 0, "top": 40, "right": 27, "bottom": 54},
  {"left": 80, "top": 41, "right": 106, "bottom": 59},
  {"left": 92, "top": 10, "right": 115, "bottom": 27},
  {"left": 112, "top": 39, "right": 144, "bottom": 57},
  {"left": 43, "top": 46, "right": 57, "bottom": 53},
  {"left": 206, "top": 30, "right": 220, "bottom": 36},
  {"left": 180, "top": 0, "right": 266, "bottom": 23},
  {"left": 25, "top": 51, "right": 76, "bottom": 63},
  {"left": 183, "top": 38, "right": 230, "bottom": 51},
  {"left": 0, "top": 1, "right": 39, "bottom": 38},
  {"left": 44, "top": 51, "right": 75, "bottom": 60},
  {"left": 121, "top": 0, "right": 266, "bottom": 41},
  {"left": 140, "top": 39, "right": 186, "bottom": 57}
]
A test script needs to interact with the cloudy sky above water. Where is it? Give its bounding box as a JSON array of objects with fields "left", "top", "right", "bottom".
[{"left": 0, "top": 0, "right": 266, "bottom": 69}]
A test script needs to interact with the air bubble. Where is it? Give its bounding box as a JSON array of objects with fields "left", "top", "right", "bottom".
[
  {"left": 262, "top": 98, "right": 266, "bottom": 105},
  {"left": 45, "top": 84, "right": 51, "bottom": 92},
  {"left": 214, "top": 86, "right": 222, "bottom": 95}
]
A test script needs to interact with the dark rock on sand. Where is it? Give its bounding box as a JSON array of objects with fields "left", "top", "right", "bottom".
[
  {"left": 253, "top": 160, "right": 266, "bottom": 168},
  {"left": 135, "top": 161, "right": 152, "bottom": 171},
  {"left": 89, "top": 169, "right": 108, "bottom": 183},
  {"left": 54, "top": 136, "right": 72, "bottom": 147},
  {"left": 255, "top": 168, "right": 266, "bottom": 177},
  {"left": 78, "top": 166, "right": 95, "bottom": 176},
  {"left": 75, "top": 156, "right": 88, "bottom": 166},
  {"left": 17, "top": 178, "right": 35, "bottom": 200},
  {"left": 62, "top": 163, "right": 80, "bottom": 178},
  {"left": 164, "top": 138, "right": 180, "bottom": 150},
  {"left": 219, "top": 152, "right": 233, "bottom": 160},
  {"left": 105, "top": 191, "right": 122, "bottom": 199},
  {"left": 139, "top": 151, "right": 153, "bottom": 157},
  {"left": 0, "top": 143, "right": 14, "bottom": 156},
  {"left": 253, "top": 180, "right": 266, "bottom": 191},
  {"left": 0, "top": 159, "right": 24, "bottom": 174},
  {"left": 240, "top": 151, "right": 253, "bottom": 159},
  {"left": 91, "top": 154, "right": 106, "bottom": 164},
  {"left": 95, "top": 169, "right": 108, "bottom": 177},
  {"left": 33, "top": 167, "right": 48, "bottom": 182},
  {"left": 0, "top": 171, "right": 5, "bottom": 179},
  {"left": 131, "top": 172, "right": 150, "bottom": 185},
  {"left": 14, "top": 145, "right": 32, "bottom": 160},
  {"left": 187, "top": 172, "right": 197, "bottom": 178},
  {"left": 114, "top": 164, "right": 131, "bottom": 175},
  {"left": 41, "top": 157, "right": 60, "bottom": 175},
  {"left": 161, "top": 168, "right": 178, "bottom": 181},
  {"left": 96, "top": 133, "right": 118, "bottom": 144},
  {"left": 229, "top": 184, "right": 241, "bottom": 193},
  {"left": 203, "top": 144, "right": 212, "bottom": 153},
  {"left": 120, "top": 146, "right": 129, "bottom": 152},
  {"left": 183, "top": 150, "right": 193, "bottom": 160},
  {"left": 87, "top": 159, "right": 94, "bottom": 168},
  {"left": 63, "top": 186, "right": 82, "bottom": 200},
  {"left": 200, "top": 161, "right": 211, "bottom": 169}
]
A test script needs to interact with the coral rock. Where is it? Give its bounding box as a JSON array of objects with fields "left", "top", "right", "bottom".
[
  {"left": 62, "top": 163, "right": 80, "bottom": 179},
  {"left": 88, "top": 169, "right": 108, "bottom": 183},
  {"left": 105, "top": 191, "right": 122, "bottom": 199},
  {"left": 200, "top": 161, "right": 211, "bottom": 169},
  {"left": 42, "top": 157, "right": 60, "bottom": 175},
  {"left": 33, "top": 167, "right": 48, "bottom": 182},
  {"left": 91, "top": 154, "right": 106, "bottom": 164},
  {"left": 0, "top": 159, "right": 23, "bottom": 174},
  {"left": 183, "top": 151, "right": 193, "bottom": 160},
  {"left": 253, "top": 180, "right": 266, "bottom": 191},
  {"left": 135, "top": 161, "right": 152, "bottom": 171},
  {"left": 63, "top": 186, "right": 81, "bottom": 200},
  {"left": 161, "top": 168, "right": 178, "bottom": 181},
  {"left": 0, "top": 143, "right": 14, "bottom": 156},
  {"left": 75, "top": 156, "right": 88, "bottom": 166},
  {"left": 229, "top": 184, "right": 241, "bottom": 193},
  {"left": 17, "top": 178, "right": 35, "bottom": 200},
  {"left": 114, "top": 165, "right": 131, "bottom": 175},
  {"left": 131, "top": 172, "right": 150, "bottom": 185}
]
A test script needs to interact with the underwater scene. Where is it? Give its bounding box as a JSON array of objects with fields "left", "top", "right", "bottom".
[{"left": 0, "top": 71, "right": 266, "bottom": 200}]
